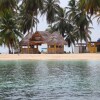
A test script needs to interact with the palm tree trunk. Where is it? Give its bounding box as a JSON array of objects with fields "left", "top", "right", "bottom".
[
  {"left": 36, "top": 14, "right": 38, "bottom": 31},
  {"left": 36, "top": 9, "right": 38, "bottom": 32},
  {"left": 31, "top": 13, "right": 34, "bottom": 34},
  {"left": 62, "top": 32, "right": 65, "bottom": 37},
  {"left": 31, "top": 19, "right": 33, "bottom": 33},
  {"left": 80, "top": 39, "right": 82, "bottom": 53},
  {"left": 8, "top": 45, "right": 11, "bottom": 54}
]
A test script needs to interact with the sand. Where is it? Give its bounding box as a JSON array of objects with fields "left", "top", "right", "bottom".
[{"left": 0, "top": 54, "right": 99, "bottom": 61}]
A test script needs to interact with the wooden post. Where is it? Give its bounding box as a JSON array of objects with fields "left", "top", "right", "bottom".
[
  {"left": 63, "top": 45, "right": 64, "bottom": 53},
  {"left": 37, "top": 45, "right": 38, "bottom": 49},
  {"left": 54, "top": 44, "right": 56, "bottom": 54},
  {"left": 94, "top": 43, "right": 97, "bottom": 53},
  {"left": 28, "top": 43, "right": 30, "bottom": 54},
  {"left": 47, "top": 45, "right": 49, "bottom": 53},
  {"left": 21, "top": 46, "right": 22, "bottom": 54},
  {"left": 36, "top": 45, "right": 38, "bottom": 53}
]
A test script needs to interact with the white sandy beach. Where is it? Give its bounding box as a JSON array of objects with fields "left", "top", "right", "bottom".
[{"left": 0, "top": 54, "right": 99, "bottom": 61}]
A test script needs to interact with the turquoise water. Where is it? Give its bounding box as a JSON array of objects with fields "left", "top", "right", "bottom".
[{"left": 0, "top": 60, "right": 100, "bottom": 100}]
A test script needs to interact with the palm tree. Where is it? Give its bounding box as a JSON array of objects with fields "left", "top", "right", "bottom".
[
  {"left": 78, "top": 0, "right": 100, "bottom": 15},
  {"left": 52, "top": 7, "right": 74, "bottom": 40},
  {"left": 0, "top": 10, "right": 22, "bottom": 53},
  {"left": 53, "top": 8, "right": 68, "bottom": 37},
  {"left": 66, "top": 0, "right": 92, "bottom": 53},
  {"left": 67, "top": 0, "right": 92, "bottom": 43},
  {"left": 65, "top": 33, "right": 75, "bottom": 53},
  {"left": 18, "top": 7, "right": 38, "bottom": 34},
  {"left": 20, "top": 0, "right": 44, "bottom": 33},
  {"left": 0, "top": 0, "right": 19, "bottom": 13},
  {"left": 45, "top": 25, "right": 55, "bottom": 33},
  {"left": 66, "top": 0, "right": 77, "bottom": 22},
  {"left": 22, "top": 0, "right": 43, "bottom": 13},
  {"left": 76, "top": 12, "right": 92, "bottom": 43},
  {"left": 46, "top": 7, "right": 75, "bottom": 50},
  {"left": 42, "top": 0, "right": 60, "bottom": 25}
]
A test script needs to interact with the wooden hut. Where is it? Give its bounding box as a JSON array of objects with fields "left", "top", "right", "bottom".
[
  {"left": 74, "top": 41, "right": 100, "bottom": 53},
  {"left": 46, "top": 32, "right": 67, "bottom": 54},
  {"left": 20, "top": 31, "right": 50, "bottom": 54},
  {"left": 29, "top": 31, "right": 50, "bottom": 53}
]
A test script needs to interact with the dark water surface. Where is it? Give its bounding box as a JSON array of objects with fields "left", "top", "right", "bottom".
[{"left": 0, "top": 60, "right": 100, "bottom": 100}]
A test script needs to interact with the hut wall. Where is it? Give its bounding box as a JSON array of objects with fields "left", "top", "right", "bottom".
[
  {"left": 56, "top": 47, "right": 64, "bottom": 53},
  {"left": 47, "top": 45, "right": 64, "bottom": 54},
  {"left": 87, "top": 43, "right": 97, "bottom": 53},
  {"left": 48, "top": 48, "right": 55, "bottom": 54},
  {"left": 21, "top": 47, "right": 40, "bottom": 54},
  {"left": 97, "top": 45, "right": 100, "bottom": 52},
  {"left": 21, "top": 48, "right": 33, "bottom": 54}
]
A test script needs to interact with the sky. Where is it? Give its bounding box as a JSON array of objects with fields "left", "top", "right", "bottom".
[{"left": 0, "top": 0, "right": 100, "bottom": 53}]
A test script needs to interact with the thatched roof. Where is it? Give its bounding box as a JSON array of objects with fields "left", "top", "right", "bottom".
[
  {"left": 20, "top": 33, "right": 32, "bottom": 46},
  {"left": 20, "top": 31, "right": 67, "bottom": 46},
  {"left": 38, "top": 31, "right": 50, "bottom": 41},
  {"left": 30, "top": 31, "right": 50, "bottom": 44},
  {"left": 20, "top": 31, "right": 50, "bottom": 46},
  {"left": 46, "top": 32, "right": 67, "bottom": 45},
  {"left": 29, "top": 31, "right": 50, "bottom": 44}
]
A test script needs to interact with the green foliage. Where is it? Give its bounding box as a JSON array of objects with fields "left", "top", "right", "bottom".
[
  {"left": 22, "top": 0, "right": 44, "bottom": 14},
  {"left": 78, "top": 0, "right": 100, "bottom": 15},
  {"left": 42, "top": 0, "right": 60, "bottom": 24},
  {"left": 67, "top": 0, "right": 92, "bottom": 43},
  {"left": 0, "top": 10, "right": 22, "bottom": 53},
  {"left": 46, "top": 7, "right": 76, "bottom": 47},
  {"left": 0, "top": 0, "right": 18, "bottom": 14},
  {"left": 19, "top": 0, "right": 43, "bottom": 33},
  {"left": 18, "top": 7, "right": 38, "bottom": 34}
]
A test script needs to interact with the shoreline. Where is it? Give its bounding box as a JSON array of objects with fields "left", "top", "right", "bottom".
[{"left": 0, "top": 54, "right": 100, "bottom": 61}]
